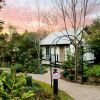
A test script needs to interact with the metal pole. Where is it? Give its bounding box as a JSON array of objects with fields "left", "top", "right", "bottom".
[
  {"left": 50, "top": 46, "right": 52, "bottom": 88},
  {"left": 53, "top": 69, "right": 58, "bottom": 96},
  {"left": 53, "top": 43, "right": 58, "bottom": 96},
  {"left": 54, "top": 45, "right": 56, "bottom": 67},
  {"left": 81, "top": 44, "right": 83, "bottom": 84}
]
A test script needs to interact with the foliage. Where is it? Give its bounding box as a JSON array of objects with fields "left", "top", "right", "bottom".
[
  {"left": 0, "top": 66, "right": 73, "bottom": 99},
  {"left": 17, "top": 32, "right": 40, "bottom": 65},
  {"left": 82, "top": 62, "right": 91, "bottom": 76},
  {"left": 62, "top": 51, "right": 74, "bottom": 70},
  {"left": 0, "top": 29, "right": 43, "bottom": 73},
  {"left": 0, "top": 20, "right": 4, "bottom": 32},
  {"left": 68, "top": 74, "right": 75, "bottom": 81},
  {"left": 86, "top": 18, "right": 100, "bottom": 63},
  {"left": 10, "top": 63, "right": 47, "bottom": 74},
  {"left": 85, "top": 64, "right": 100, "bottom": 77},
  {"left": 0, "top": 67, "right": 34, "bottom": 99},
  {"left": 13, "top": 63, "right": 24, "bottom": 73},
  {"left": 36, "top": 29, "right": 49, "bottom": 40},
  {"left": 35, "top": 80, "right": 74, "bottom": 100},
  {"left": 82, "top": 75, "right": 88, "bottom": 83},
  {"left": 63, "top": 71, "right": 70, "bottom": 78},
  {"left": 26, "top": 76, "right": 32, "bottom": 86},
  {"left": 62, "top": 51, "right": 75, "bottom": 81}
]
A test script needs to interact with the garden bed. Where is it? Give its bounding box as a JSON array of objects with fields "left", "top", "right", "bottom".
[
  {"left": 0, "top": 67, "right": 74, "bottom": 100},
  {"left": 60, "top": 71, "right": 100, "bottom": 86}
]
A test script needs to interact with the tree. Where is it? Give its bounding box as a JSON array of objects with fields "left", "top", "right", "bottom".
[
  {"left": 44, "top": 0, "right": 99, "bottom": 81},
  {"left": 0, "top": 33, "right": 9, "bottom": 63},
  {"left": 0, "top": 20, "right": 4, "bottom": 32},
  {"left": 8, "top": 24, "right": 18, "bottom": 40},
  {"left": 0, "top": 0, "right": 5, "bottom": 9},
  {"left": 0, "top": 24, "right": 42, "bottom": 72},
  {"left": 0, "top": 0, "right": 5, "bottom": 32},
  {"left": 42, "top": 10, "right": 60, "bottom": 32},
  {"left": 86, "top": 18, "right": 100, "bottom": 64},
  {"left": 36, "top": 30, "right": 49, "bottom": 40},
  {"left": 18, "top": 31, "right": 42, "bottom": 72}
]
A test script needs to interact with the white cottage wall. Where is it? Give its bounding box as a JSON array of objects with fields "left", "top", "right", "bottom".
[
  {"left": 42, "top": 47, "right": 46, "bottom": 60},
  {"left": 83, "top": 52, "right": 94, "bottom": 63}
]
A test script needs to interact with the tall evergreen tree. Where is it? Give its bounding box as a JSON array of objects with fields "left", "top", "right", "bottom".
[{"left": 86, "top": 18, "right": 100, "bottom": 64}]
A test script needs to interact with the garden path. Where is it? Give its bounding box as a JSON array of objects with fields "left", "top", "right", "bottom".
[{"left": 28, "top": 68, "right": 100, "bottom": 100}]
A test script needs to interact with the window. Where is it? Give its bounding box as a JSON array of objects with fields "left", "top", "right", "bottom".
[{"left": 46, "top": 47, "right": 50, "bottom": 60}]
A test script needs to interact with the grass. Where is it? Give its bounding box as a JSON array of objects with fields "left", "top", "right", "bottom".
[{"left": 33, "top": 80, "right": 74, "bottom": 100}]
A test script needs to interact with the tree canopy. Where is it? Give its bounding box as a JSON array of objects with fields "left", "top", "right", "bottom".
[
  {"left": 0, "top": 28, "right": 42, "bottom": 69},
  {"left": 86, "top": 18, "right": 100, "bottom": 64}
]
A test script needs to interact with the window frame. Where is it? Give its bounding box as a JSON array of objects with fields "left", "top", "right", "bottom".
[{"left": 46, "top": 46, "right": 50, "bottom": 60}]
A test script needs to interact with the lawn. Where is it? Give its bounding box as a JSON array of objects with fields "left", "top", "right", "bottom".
[{"left": 34, "top": 80, "right": 74, "bottom": 100}]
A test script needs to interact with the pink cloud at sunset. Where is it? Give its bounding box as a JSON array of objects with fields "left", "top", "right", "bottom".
[
  {"left": 0, "top": 7, "right": 41, "bottom": 32},
  {"left": 0, "top": 0, "right": 50, "bottom": 32},
  {"left": 0, "top": 0, "right": 100, "bottom": 33}
]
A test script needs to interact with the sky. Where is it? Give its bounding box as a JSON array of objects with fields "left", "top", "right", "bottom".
[
  {"left": 0, "top": 0, "right": 100, "bottom": 33},
  {"left": 0, "top": 0, "right": 52, "bottom": 32}
]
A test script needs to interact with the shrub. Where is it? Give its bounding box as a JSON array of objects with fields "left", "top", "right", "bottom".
[
  {"left": 62, "top": 51, "right": 74, "bottom": 70},
  {"left": 63, "top": 71, "right": 69, "bottom": 78},
  {"left": 83, "top": 75, "right": 88, "bottom": 82},
  {"left": 68, "top": 74, "right": 75, "bottom": 81},
  {"left": 27, "top": 65, "right": 48, "bottom": 74},
  {"left": 13, "top": 63, "right": 24, "bottom": 72},
  {"left": 28, "top": 66, "right": 35, "bottom": 73},
  {"left": 26, "top": 76, "right": 32, "bottom": 86},
  {"left": 0, "top": 67, "right": 34, "bottom": 99},
  {"left": 86, "top": 64, "right": 100, "bottom": 77}
]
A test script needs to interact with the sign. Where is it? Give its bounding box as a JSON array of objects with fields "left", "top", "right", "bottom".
[{"left": 53, "top": 72, "right": 60, "bottom": 79}]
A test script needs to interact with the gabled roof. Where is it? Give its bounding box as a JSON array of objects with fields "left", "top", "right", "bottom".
[{"left": 41, "top": 28, "right": 83, "bottom": 46}]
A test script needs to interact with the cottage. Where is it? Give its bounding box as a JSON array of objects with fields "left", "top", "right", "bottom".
[{"left": 41, "top": 28, "right": 94, "bottom": 65}]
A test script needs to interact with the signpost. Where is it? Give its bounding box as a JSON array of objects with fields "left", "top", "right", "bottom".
[
  {"left": 53, "top": 69, "right": 60, "bottom": 96},
  {"left": 53, "top": 71, "right": 60, "bottom": 79}
]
